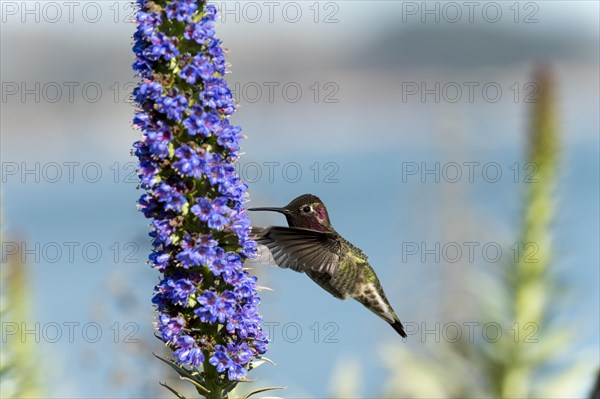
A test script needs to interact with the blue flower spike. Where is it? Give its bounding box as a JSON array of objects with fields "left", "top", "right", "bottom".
[{"left": 132, "top": 1, "right": 281, "bottom": 397}]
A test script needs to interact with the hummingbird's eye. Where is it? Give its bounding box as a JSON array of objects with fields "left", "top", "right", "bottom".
[{"left": 302, "top": 206, "right": 311, "bottom": 213}]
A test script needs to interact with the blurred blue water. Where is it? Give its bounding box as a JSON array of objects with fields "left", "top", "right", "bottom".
[{"left": 2, "top": 139, "right": 597, "bottom": 397}]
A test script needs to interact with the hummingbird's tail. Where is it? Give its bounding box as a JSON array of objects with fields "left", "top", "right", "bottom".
[
  {"left": 354, "top": 282, "right": 407, "bottom": 339},
  {"left": 390, "top": 318, "right": 407, "bottom": 338}
]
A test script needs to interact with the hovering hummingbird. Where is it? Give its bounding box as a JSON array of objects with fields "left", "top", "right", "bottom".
[{"left": 249, "top": 194, "right": 407, "bottom": 338}]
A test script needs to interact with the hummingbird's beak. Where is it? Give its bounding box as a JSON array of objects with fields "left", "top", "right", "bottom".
[{"left": 248, "top": 207, "right": 290, "bottom": 215}]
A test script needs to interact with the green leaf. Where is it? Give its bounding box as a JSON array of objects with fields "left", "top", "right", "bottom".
[
  {"left": 235, "top": 378, "right": 256, "bottom": 383},
  {"left": 240, "top": 386, "right": 285, "bottom": 399},
  {"left": 248, "top": 356, "right": 276, "bottom": 371},
  {"left": 180, "top": 377, "right": 210, "bottom": 395},
  {"left": 222, "top": 381, "right": 238, "bottom": 396},
  {"left": 255, "top": 356, "right": 276, "bottom": 366},
  {"left": 153, "top": 353, "right": 196, "bottom": 381},
  {"left": 159, "top": 381, "right": 188, "bottom": 399},
  {"left": 153, "top": 354, "right": 211, "bottom": 395}
]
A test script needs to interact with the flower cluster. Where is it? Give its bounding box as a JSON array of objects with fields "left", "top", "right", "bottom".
[{"left": 132, "top": 0, "right": 267, "bottom": 383}]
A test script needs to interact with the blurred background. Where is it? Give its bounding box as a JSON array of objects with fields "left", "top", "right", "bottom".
[{"left": 1, "top": 1, "right": 598, "bottom": 398}]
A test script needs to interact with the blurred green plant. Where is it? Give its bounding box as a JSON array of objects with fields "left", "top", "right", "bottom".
[
  {"left": 470, "top": 68, "right": 592, "bottom": 398},
  {"left": 0, "top": 231, "right": 43, "bottom": 398},
  {"left": 329, "top": 68, "right": 597, "bottom": 398},
  {"left": 492, "top": 67, "right": 566, "bottom": 399}
]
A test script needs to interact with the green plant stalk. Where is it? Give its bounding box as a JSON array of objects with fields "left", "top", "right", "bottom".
[
  {"left": 1, "top": 238, "right": 42, "bottom": 398},
  {"left": 501, "top": 68, "right": 559, "bottom": 398}
]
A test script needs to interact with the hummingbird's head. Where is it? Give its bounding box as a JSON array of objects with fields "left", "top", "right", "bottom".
[{"left": 249, "top": 193, "right": 333, "bottom": 232}]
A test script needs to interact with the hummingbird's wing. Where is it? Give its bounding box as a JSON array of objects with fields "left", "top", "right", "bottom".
[{"left": 251, "top": 226, "right": 341, "bottom": 277}]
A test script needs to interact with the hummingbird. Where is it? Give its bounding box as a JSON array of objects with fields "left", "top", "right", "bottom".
[{"left": 249, "top": 193, "right": 407, "bottom": 337}]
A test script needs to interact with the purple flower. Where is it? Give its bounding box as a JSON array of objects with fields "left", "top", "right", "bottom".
[
  {"left": 133, "top": 111, "right": 150, "bottom": 129},
  {"left": 216, "top": 123, "right": 242, "bottom": 152},
  {"left": 184, "top": 20, "right": 215, "bottom": 43},
  {"left": 200, "top": 77, "right": 236, "bottom": 114},
  {"left": 215, "top": 291, "right": 237, "bottom": 323},
  {"left": 203, "top": 110, "right": 223, "bottom": 133},
  {"left": 234, "top": 274, "right": 258, "bottom": 300},
  {"left": 191, "top": 197, "right": 212, "bottom": 221},
  {"left": 156, "top": 94, "right": 188, "bottom": 121},
  {"left": 174, "top": 335, "right": 204, "bottom": 367},
  {"left": 227, "top": 362, "right": 247, "bottom": 380},
  {"left": 191, "top": 196, "right": 232, "bottom": 231},
  {"left": 195, "top": 290, "right": 237, "bottom": 324},
  {"left": 136, "top": 11, "right": 161, "bottom": 37},
  {"left": 134, "top": 81, "right": 163, "bottom": 103},
  {"left": 183, "top": 105, "right": 211, "bottom": 136},
  {"left": 180, "top": 55, "right": 215, "bottom": 84},
  {"left": 173, "top": 145, "right": 207, "bottom": 178},
  {"left": 209, "top": 251, "right": 242, "bottom": 277},
  {"left": 154, "top": 278, "right": 194, "bottom": 308},
  {"left": 252, "top": 330, "right": 269, "bottom": 355},
  {"left": 228, "top": 342, "right": 254, "bottom": 365},
  {"left": 176, "top": 234, "right": 205, "bottom": 268},
  {"left": 157, "top": 313, "right": 184, "bottom": 342},
  {"left": 149, "top": 251, "right": 170, "bottom": 272},
  {"left": 138, "top": 159, "right": 159, "bottom": 188},
  {"left": 169, "top": 278, "right": 196, "bottom": 305},
  {"left": 151, "top": 219, "right": 173, "bottom": 246},
  {"left": 209, "top": 345, "right": 231, "bottom": 373},
  {"left": 196, "top": 290, "right": 219, "bottom": 323},
  {"left": 165, "top": 0, "right": 197, "bottom": 22},
  {"left": 226, "top": 304, "right": 263, "bottom": 339},
  {"left": 208, "top": 342, "right": 254, "bottom": 380},
  {"left": 144, "top": 121, "right": 172, "bottom": 159},
  {"left": 206, "top": 39, "right": 226, "bottom": 74},
  {"left": 147, "top": 32, "right": 179, "bottom": 61},
  {"left": 155, "top": 182, "right": 187, "bottom": 212}
]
